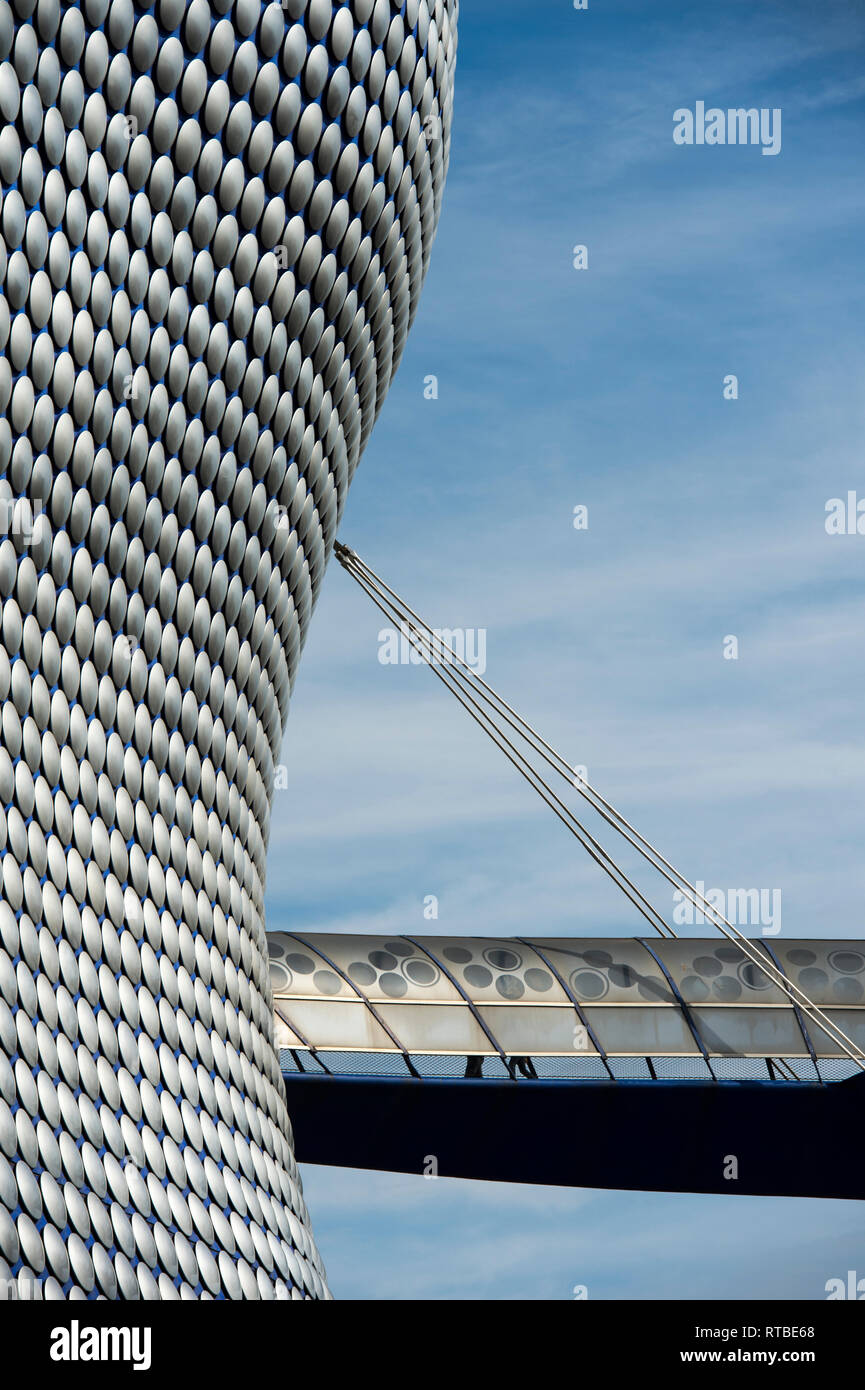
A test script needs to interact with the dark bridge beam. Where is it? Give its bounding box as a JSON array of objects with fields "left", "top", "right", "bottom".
[{"left": 285, "top": 1072, "right": 865, "bottom": 1200}]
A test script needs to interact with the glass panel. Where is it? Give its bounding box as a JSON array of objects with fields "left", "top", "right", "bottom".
[
  {"left": 375, "top": 1002, "right": 491, "bottom": 1053},
  {"left": 282, "top": 934, "right": 463, "bottom": 1003},
  {"left": 475, "top": 1005, "right": 590, "bottom": 1054},
  {"left": 770, "top": 941, "right": 865, "bottom": 1010},
  {"left": 650, "top": 938, "right": 790, "bottom": 1005},
  {"left": 804, "top": 1009, "right": 865, "bottom": 1057},
  {"left": 273, "top": 1011, "right": 304, "bottom": 1049},
  {"left": 585, "top": 1004, "right": 699, "bottom": 1055},
  {"left": 534, "top": 938, "right": 674, "bottom": 1004},
  {"left": 691, "top": 1006, "right": 807, "bottom": 1056},
  {"left": 279, "top": 999, "right": 394, "bottom": 1051},
  {"left": 267, "top": 934, "right": 354, "bottom": 998},
  {"left": 418, "top": 936, "right": 571, "bottom": 1004}
]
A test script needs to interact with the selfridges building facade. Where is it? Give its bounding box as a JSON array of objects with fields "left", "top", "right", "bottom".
[{"left": 0, "top": 0, "right": 457, "bottom": 1299}]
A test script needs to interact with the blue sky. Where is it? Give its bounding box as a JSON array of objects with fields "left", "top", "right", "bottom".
[{"left": 268, "top": 0, "right": 865, "bottom": 1298}]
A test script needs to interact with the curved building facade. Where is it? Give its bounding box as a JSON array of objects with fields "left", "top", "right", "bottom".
[{"left": 0, "top": 0, "right": 457, "bottom": 1298}]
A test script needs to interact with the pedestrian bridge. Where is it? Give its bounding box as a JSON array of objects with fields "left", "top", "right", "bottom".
[
  {"left": 269, "top": 934, "right": 865, "bottom": 1201},
  {"left": 270, "top": 933, "right": 865, "bottom": 1077}
]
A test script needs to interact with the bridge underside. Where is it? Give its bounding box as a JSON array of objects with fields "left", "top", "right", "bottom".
[{"left": 282, "top": 1070, "right": 865, "bottom": 1200}]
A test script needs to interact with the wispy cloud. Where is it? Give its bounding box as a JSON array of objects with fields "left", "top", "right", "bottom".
[{"left": 300, "top": 1166, "right": 865, "bottom": 1300}]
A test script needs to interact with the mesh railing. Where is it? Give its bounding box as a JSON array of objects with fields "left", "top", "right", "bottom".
[{"left": 279, "top": 1050, "right": 855, "bottom": 1083}]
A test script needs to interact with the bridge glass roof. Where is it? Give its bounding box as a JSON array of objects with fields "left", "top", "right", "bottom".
[{"left": 268, "top": 935, "right": 865, "bottom": 1065}]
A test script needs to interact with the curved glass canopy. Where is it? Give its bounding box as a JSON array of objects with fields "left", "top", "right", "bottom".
[{"left": 268, "top": 934, "right": 865, "bottom": 1066}]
